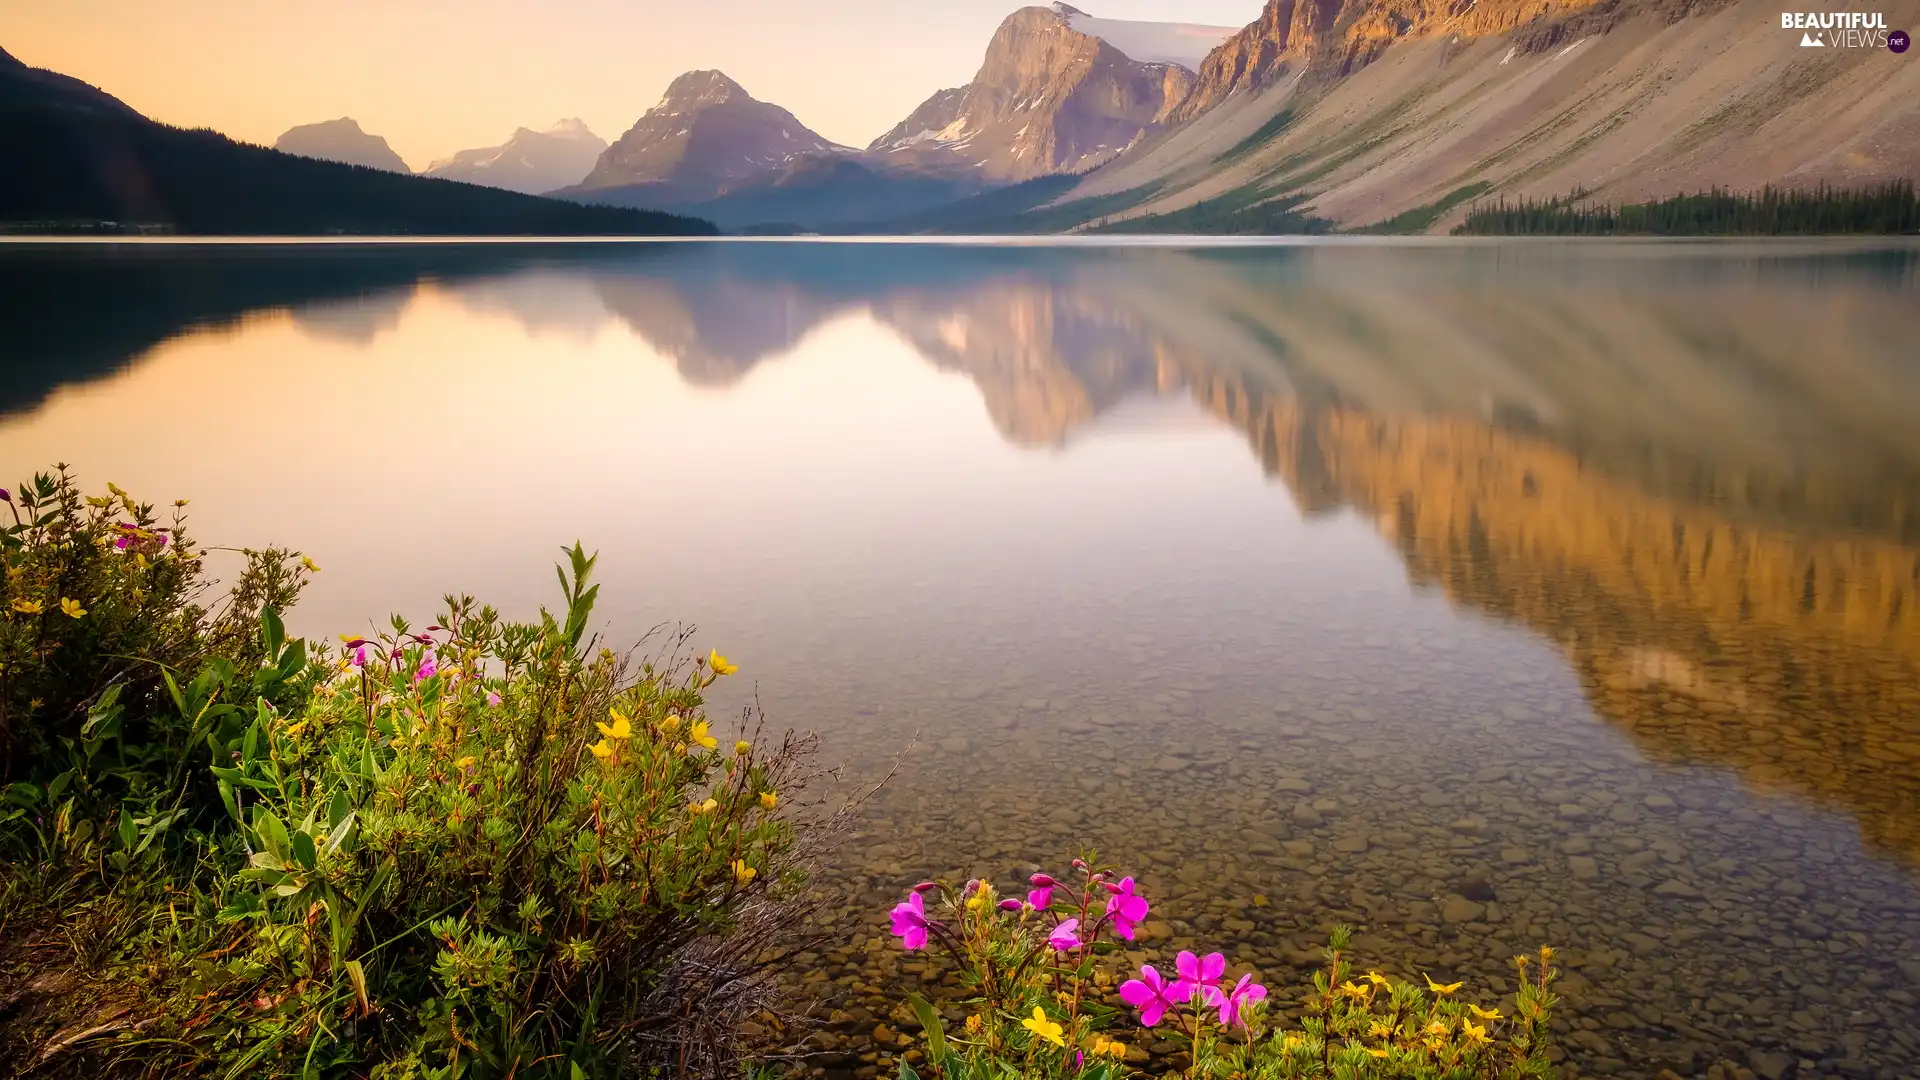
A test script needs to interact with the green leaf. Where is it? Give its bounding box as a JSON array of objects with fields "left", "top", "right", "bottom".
[
  {"left": 116, "top": 808, "right": 137, "bottom": 851},
  {"left": 897, "top": 1063, "right": 921, "bottom": 1080},
  {"left": 162, "top": 669, "right": 188, "bottom": 719},
  {"left": 323, "top": 811, "right": 357, "bottom": 856},
  {"left": 570, "top": 1065, "right": 587, "bottom": 1080},
  {"left": 908, "top": 995, "right": 950, "bottom": 1066},
  {"left": 261, "top": 607, "right": 286, "bottom": 662},
  {"left": 327, "top": 789, "right": 350, "bottom": 830},
  {"left": 255, "top": 809, "right": 289, "bottom": 857},
  {"left": 291, "top": 828, "right": 317, "bottom": 871},
  {"left": 278, "top": 638, "right": 307, "bottom": 681},
  {"left": 217, "top": 779, "right": 242, "bottom": 825}
]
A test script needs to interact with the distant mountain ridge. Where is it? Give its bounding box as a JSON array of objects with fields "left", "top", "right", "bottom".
[
  {"left": 867, "top": 5, "right": 1197, "bottom": 182},
  {"left": 0, "top": 48, "right": 714, "bottom": 235},
  {"left": 273, "top": 117, "right": 411, "bottom": 173},
  {"left": 426, "top": 119, "right": 608, "bottom": 194},
  {"left": 560, "top": 70, "right": 850, "bottom": 209}
]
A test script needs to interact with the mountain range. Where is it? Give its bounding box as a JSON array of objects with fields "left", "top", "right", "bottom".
[
  {"left": 0, "top": 47, "right": 710, "bottom": 235},
  {"left": 7, "top": 0, "right": 1919, "bottom": 234}
]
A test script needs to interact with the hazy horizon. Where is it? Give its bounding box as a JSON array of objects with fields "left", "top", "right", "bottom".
[{"left": 7, "top": 0, "right": 1265, "bottom": 171}]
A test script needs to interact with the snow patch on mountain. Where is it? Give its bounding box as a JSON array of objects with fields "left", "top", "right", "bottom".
[{"left": 1051, "top": 3, "right": 1238, "bottom": 71}]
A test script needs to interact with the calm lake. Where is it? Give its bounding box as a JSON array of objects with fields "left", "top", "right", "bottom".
[{"left": 5, "top": 238, "right": 1919, "bottom": 1080}]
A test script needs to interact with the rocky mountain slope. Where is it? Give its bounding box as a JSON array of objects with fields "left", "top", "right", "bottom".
[
  {"left": 273, "top": 117, "right": 411, "bottom": 173},
  {"left": 1042, "top": 0, "right": 1920, "bottom": 230},
  {"left": 561, "top": 70, "right": 849, "bottom": 209},
  {"left": 867, "top": 4, "right": 1200, "bottom": 182},
  {"left": 425, "top": 118, "right": 607, "bottom": 194}
]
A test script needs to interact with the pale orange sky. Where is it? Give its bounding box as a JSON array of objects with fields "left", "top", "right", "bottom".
[{"left": 5, "top": 0, "right": 1264, "bottom": 169}]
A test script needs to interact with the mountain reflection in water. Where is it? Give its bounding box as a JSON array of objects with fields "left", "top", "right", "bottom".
[{"left": 5, "top": 239, "right": 1919, "bottom": 1077}]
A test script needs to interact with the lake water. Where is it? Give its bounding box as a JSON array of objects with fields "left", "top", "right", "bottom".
[{"left": 4, "top": 238, "right": 1919, "bottom": 1080}]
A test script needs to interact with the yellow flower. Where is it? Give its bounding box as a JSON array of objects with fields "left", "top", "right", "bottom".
[
  {"left": 1367, "top": 1022, "right": 1393, "bottom": 1040},
  {"left": 1092, "top": 1037, "right": 1125, "bottom": 1058},
  {"left": 1366, "top": 1048, "right": 1390, "bottom": 1059},
  {"left": 455, "top": 755, "right": 477, "bottom": 769},
  {"left": 1426, "top": 1020, "right": 1450, "bottom": 1037},
  {"left": 1424, "top": 974, "right": 1463, "bottom": 996},
  {"left": 11, "top": 599, "right": 43, "bottom": 615},
  {"left": 1020, "top": 1006, "right": 1064, "bottom": 1048},
  {"left": 759, "top": 791, "right": 778, "bottom": 810},
  {"left": 282, "top": 720, "right": 308, "bottom": 739},
  {"left": 688, "top": 719, "right": 718, "bottom": 751},
  {"left": 1282, "top": 1034, "right": 1305, "bottom": 1050},
  {"left": 300, "top": 556, "right": 321, "bottom": 573},
  {"left": 1538, "top": 946, "right": 1556, "bottom": 962},
  {"left": 1464, "top": 1021, "right": 1490, "bottom": 1045},
  {"left": 707, "top": 649, "right": 738, "bottom": 676},
  {"left": 58, "top": 598, "right": 86, "bottom": 618},
  {"left": 589, "top": 739, "right": 614, "bottom": 760},
  {"left": 673, "top": 742, "right": 688, "bottom": 755},
  {"left": 689, "top": 797, "right": 718, "bottom": 815},
  {"left": 596, "top": 710, "right": 633, "bottom": 740},
  {"left": 734, "top": 740, "right": 752, "bottom": 756},
  {"left": 1339, "top": 980, "right": 1370, "bottom": 999},
  {"left": 1467, "top": 1004, "right": 1503, "bottom": 1021},
  {"left": 660, "top": 714, "right": 681, "bottom": 734},
  {"left": 1364, "top": 971, "right": 1392, "bottom": 988},
  {"left": 964, "top": 1014, "right": 984, "bottom": 1035},
  {"left": 731, "top": 859, "right": 756, "bottom": 886}
]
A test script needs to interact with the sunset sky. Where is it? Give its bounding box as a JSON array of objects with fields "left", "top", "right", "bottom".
[{"left": 6, "top": 0, "right": 1265, "bottom": 170}]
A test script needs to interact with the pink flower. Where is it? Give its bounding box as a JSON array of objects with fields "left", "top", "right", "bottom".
[
  {"left": 1216, "top": 974, "right": 1267, "bottom": 1027},
  {"left": 1048, "top": 917, "right": 1081, "bottom": 952},
  {"left": 1028, "top": 884, "right": 1054, "bottom": 910},
  {"left": 414, "top": 654, "right": 438, "bottom": 682},
  {"left": 1105, "top": 876, "right": 1149, "bottom": 939},
  {"left": 351, "top": 645, "right": 367, "bottom": 668},
  {"left": 998, "top": 898, "right": 1022, "bottom": 912},
  {"left": 487, "top": 691, "right": 501, "bottom": 708},
  {"left": 890, "top": 891, "right": 931, "bottom": 951},
  {"left": 1118, "top": 964, "right": 1190, "bottom": 1027},
  {"left": 1175, "top": 951, "right": 1229, "bottom": 1006}
]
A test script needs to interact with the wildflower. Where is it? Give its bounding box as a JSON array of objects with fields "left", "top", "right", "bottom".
[
  {"left": 596, "top": 710, "right": 633, "bottom": 740},
  {"left": 1047, "top": 917, "right": 1081, "bottom": 952},
  {"left": 890, "top": 891, "right": 932, "bottom": 951},
  {"left": 1217, "top": 973, "right": 1268, "bottom": 1027},
  {"left": 1175, "top": 951, "right": 1229, "bottom": 1006},
  {"left": 1366, "top": 1047, "right": 1390, "bottom": 1059},
  {"left": 1338, "top": 980, "right": 1371, "bottom": 1000},
  {"left": 1364, "top": 971, "right": 1392, "bottom": 988},
  {"left": 660, "top": 714, "right": 681, "bottom": 734},
  {"left": 964, "top": 1014, "right": 983, "bottom": 1035},
  {"left": 1104, "top": 875, "right": 1149, "bottom": 939},
  {"left": 732, "top": 859, "right": 756, "bottom": 886},
  {"left": 1028, "top": 883, "right": 1053, "bottom": 910},
  {"left": 1464, "top": 1021, "right": 1491, "bottom": 1046},
  {"left": 454, "top": 755, "right": 476, "bottom": 769},
  {"left": 1020, "top": 1006, "right": 1064, "bottom": 1048},
  {"left": 734, "top": 740, "right": 751, "bottom": 756},
  {"left": 1092, "top": 1037, "right": 1125, "bottom": 1058},
  {"left": 912, "top": 881, "right": 939, "bottom": 893},
  {"left": 414, "top": 655, "right": 438, "bottom": 682},
  {"left": 688, "top": 719, "right": 718, "bottom": 751},
  {"left": 0, "top": 489, "right": 8, "bottom": 502},
  {"left": 10, "top": 599, "right": 41, "bottom": 615},
  {"left": 58, "top": 598, "right": 85, "bottom": 618},
  {"left": 1425, "top": 1020, "right": 1450, "bottom": 1037},
  {"left": 1424, "top": 974, "right": 1462, "bottom": 995},
  {"left": 759, "top": 791, "right": 778, "bottom": 810},
  {"left": 706, "top": 649, "right": 738, "bottom": 676},
  {"left": 1282, "top": 1034, "right": 1305, "bottom": 1051},
  {"left": 487, "top": 691, "right": 501, "bottom": 707},
  {"left": 689, "top": 797, "right": 718, "bottom": 815},
  {"left": 341, "top": 635, "right": 366, "bottom": 647},
  {"left": 1467, "top": 1004, "right": 1503, "bottom": 1021},
  {"left": 998, "top": 898, "right": 1022, "bottom": 912},
  {"left": 300, "top": 555, "right": 321, "bottom": 573},
  {"left": 589, "top": 740, "right": 613, "bottom": 760},
  {"left": 1368, "top": 1021, "right": 1393, "bottom": 1040},
  {"left": 1118, "top": 964, "right": 1189, "bottom": 1026},
  {"left": 352, "top": 645, "right": 368, "bottom": 668}
]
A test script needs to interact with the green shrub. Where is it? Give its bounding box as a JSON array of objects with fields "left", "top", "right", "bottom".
[{"left": 0, "top": 471, "right": 832, "bottom": 1080}]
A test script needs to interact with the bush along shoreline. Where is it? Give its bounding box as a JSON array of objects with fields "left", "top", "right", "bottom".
[
  {"left": 0, "top": 468, "right": 832, "bottom": 1079},
  {"left": 883, "top": 862, "right": 1559, "bottom": 1079}
]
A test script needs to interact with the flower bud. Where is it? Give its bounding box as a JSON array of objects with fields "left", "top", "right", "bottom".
[
  {"left": 998, "top": 899, "right": 1022, "bottom": 912},
  {"left": 734, "top": 740, "right": 752, "bottom": 756},
  {"left": 1071, "top": 858, "right": 1088, "bottom": 870},
  {"left": 912, "top": 881, "right": 939, "bottom": 894},
  {"left": 1102, "top": 880, "right": 1122, "bottom": 894},
  {"left": 1029, "top": 873, "right": 1055, "bottom": 887},
  {"left": 962, "top": 878, "right": 982, "bottom": 897}
]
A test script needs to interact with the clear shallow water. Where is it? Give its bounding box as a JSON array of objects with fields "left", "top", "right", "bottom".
[{"left": 4, "top": 238, "right": 1919, "bottom": 1080}]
